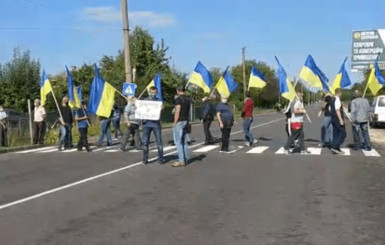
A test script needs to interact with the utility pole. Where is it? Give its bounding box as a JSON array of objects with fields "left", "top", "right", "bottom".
[
  {"left": 121, "top": 0, "right": 133, "bottom": 83},
  {"left": 242, "top": 47, "right": 247, "bottom": 98}
]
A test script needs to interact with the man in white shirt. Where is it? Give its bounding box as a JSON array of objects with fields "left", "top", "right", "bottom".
[
  {"left": 284, "top": 92, "right": 308, "bottom": 154},
  {"left": 0, "top": 104, "right": 8, "bottom": 147},
  {"left": 33, "top": 99, "right": 47, "bottom": 145},
  {"left": 330, "top": 89, "right": 346, "bottom": 154}
]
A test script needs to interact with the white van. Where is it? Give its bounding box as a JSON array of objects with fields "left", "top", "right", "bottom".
[{"left": 370, "top": 95, "right": 385, "bottom": 127}]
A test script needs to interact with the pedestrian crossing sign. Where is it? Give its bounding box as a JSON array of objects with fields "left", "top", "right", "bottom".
[{"left": 122, "top": 82, "right": 137, "bottom": 96}]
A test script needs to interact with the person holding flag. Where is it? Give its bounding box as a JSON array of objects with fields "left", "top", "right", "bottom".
[
  {"left": 330, "top": 88, "right": 346, "bottom": 154},
  {"left": 214, "top": 68, "right": 238, "bottom": 153},
  {"left": 275, "top": 57, "right": 307, "bottom": 154},
  {"left": 75, "top": 101, "right": 91, "bottom": 152}
]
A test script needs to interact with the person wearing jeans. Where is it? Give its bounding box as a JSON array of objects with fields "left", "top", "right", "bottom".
[
  {"left": 75, "top": 102, "right": 91, "bottom": 152},
  {"left": 121, "top": 97, "right": 141, "bottom": 151},
  {"left": 58, "top": 97, "right": 73, "bottom": 151},
  {"left": 242, "top": 92, "right": 257, "bottom": 147},
  {"left": 330, "top": 89, "right": 347, "bottom": 154},
  {"left": 112, "top": 104, "right": 123, "bottom": 138},
  {"left": 142, "top": 86, "right": 164, "bottom": 164},
  {"left": 98, "top": 112, "right": 112, "bottom": 146},
  {"left": 216, "top": 95, "right": 234, "bottom": 153},
  {"left": 320, "top": 94, "right": 333, "bottom": 147},
  {"left": 172, "top": 86, "right": 191, "bottom": 167},
  {"left": 350, "top": 90, "right": 372, "bottom": 151}
]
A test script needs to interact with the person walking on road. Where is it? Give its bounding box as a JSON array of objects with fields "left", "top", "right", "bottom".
[
  {"left": 200, "top": 95, "right": 215, "bottom": 145},
  {"left": 284, "top": 92, "right": 308, "bottom": 154},
  {"left": 58, "top": 96, "right": 73, "bottom": 151},
  {"left": 242, "top": 91, "right": 257, "bottom": 147},
  {"left": 97, "top": 110, "right": 113, "bottom": 147},
  {"left": 142, "top": 86, "right": 164, "bottom": 164},
  {"left": 350, "top": 90, "right": 372, "bottom": 151},
  {"left": 121, "top": 96, "right": 141, "bottom": 151},
  {"left": 112, "top": 104, "right": 123, "bottom": 139},
  {"left": 75, "top": 101, "right": 91, "bottom": 152},
  {"left": 0, "top": 104, "right": 7, "bottom": 147},
  {"left": 319, "top": 94, "right": 333, "bottom": 148},
  {"left": 330, "top": 89, "right": 347, "bottom": 154},
  {"left": 172, "top": 86, "right": 191, "bottom": 167},
  {"left": 33, "top": 99, "right": 47, "bottom": 145},
  {"left": 217, "top": 95, "right": 234, "bottom": 153}
]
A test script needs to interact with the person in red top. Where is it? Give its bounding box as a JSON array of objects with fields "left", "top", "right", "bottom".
[{"left": 242, "top": 92, "right": 258, "bottom": 147}]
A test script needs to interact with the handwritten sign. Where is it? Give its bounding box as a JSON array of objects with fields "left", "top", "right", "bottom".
[{"left": 135, "top": 100, "right": 162, "bottom": 120}]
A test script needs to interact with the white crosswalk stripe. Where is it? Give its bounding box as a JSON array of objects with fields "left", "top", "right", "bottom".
[
  {"left": 275, "top": 147, "right": 286, "bottom": 155},
  {"left": 246, "top": 146, "right": 269, "bottom": 154},
  {"left": 340, "top": 148, "right": 351, "bottom": 156},
  {"left": 193, "top": 145, "right": 219, "bottom": 153},
  {"left": 152, "top": 146, "right": 175, "bottom": 152},
  {"left": 362, "top": 149, "right": 380, "bottom": 157},
  {"left": 306, "top": 147, "right": 322, "bottom": 155},
  {"left": 16, "top": 146, "right": 55, "bottom": 154}
]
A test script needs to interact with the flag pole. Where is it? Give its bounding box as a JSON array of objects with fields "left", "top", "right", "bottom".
[{"left": 50, "top": 90, "right": 64, "bottom": 124}]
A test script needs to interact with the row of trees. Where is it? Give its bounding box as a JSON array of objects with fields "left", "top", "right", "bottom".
[{"left": 2, "top": 26, "right": 382, "bottom": 114}]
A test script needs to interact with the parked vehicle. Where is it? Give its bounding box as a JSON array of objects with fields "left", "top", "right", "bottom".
[{"left": 370, "top": 95, "right": 385, "bottom": 127}]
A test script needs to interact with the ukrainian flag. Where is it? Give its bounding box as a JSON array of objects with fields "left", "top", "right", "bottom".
[
  {"left": 65, "top": 66, "right": 81, "bottom": 109},
  {"left": 77, "top": 85, "right": 83, "bottom": 102},
  {"left": 40, "top": 70, "right": 53, "bottom": 106},
  {"left": 87, "top": 65, "right": 116, "bottom": 118},
  {"left": 188, "top": 61, "right": 213, "bottom": 93},
  {"left": 215, "top": 68, "right": 238, "bottom": 97},
  {"left": 145, "top": 73, "right": 163, "bottom": 101},
  {"left": 367, "top": 60, "right": 385, "bottom": 96},
  {"left": 275, "top": 57, "right": 296, "bottom": 101},
  {"left": 331, "top": 58, "right": 351, "bottom": 94},
  {"left": 248, "top": 66, "right": 267, "bottom": 90},
  {"left": 298, "top": 55, "right": 329, "bottom": 92}
]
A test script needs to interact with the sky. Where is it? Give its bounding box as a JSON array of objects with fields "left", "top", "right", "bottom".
[{"left": 0, "top": 0, "right": 384, "bottom": 84}]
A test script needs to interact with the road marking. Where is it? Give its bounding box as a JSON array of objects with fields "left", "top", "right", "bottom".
[
  {"left": 38, "top": 148, "right": 59, "bottom": 153},
  {"left": 152, "top": 145, "right": 175, "bottom": 152},
  {"left": 104, "top": 149, "right": 120, "bottom": 153},
  {"left": 246, "top": 146, "right": 269, "bottom": 154},
  {"left": 0, "top": 118, "right": 282, "bottom": 211},
  {"left": 340, "top": 148, "right": 351, "bottom": 156},
  {"left": 275, "top": 147, "right": 286, "bottom": 154},
  {"left": 362, "top": 149, "right": 381, "bottom": 157},
  {"left": 16, "top": 146, "right": 55, "bottom": 154},
  {"left": 193, "top": 145, "right": 219, "bottom": 152},
  {"left": 62, "top": 148, "right": 79, "bottom": 153},
  {"left": 92, "top": 145, "right": 118, "bottom": 152},
  {"left": 307, "top": 147, "right": 322, "bottom": 155}
]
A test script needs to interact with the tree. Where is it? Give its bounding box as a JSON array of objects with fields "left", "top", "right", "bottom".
[{"left": 0, "top": 48, "right": 40, "bottom": 112}]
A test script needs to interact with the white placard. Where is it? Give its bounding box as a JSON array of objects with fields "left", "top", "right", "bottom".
[{"left": 135, "top": 100, "right": 162, "bottom": 120}]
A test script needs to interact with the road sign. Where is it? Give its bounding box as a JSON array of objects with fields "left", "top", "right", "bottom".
[
  {"left": 122, "top": 82, "right": 137, "bottom": 96},
  {"left": 351, "top": 29, "right": 385, "bottom": 71}
]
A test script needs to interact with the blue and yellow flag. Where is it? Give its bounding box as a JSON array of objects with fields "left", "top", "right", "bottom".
[
  {"left": 65, "top": 66, "right": 81, "bottom": 109},
  {"left": 248, "top": 66, "right": 267, "bottom": 90},
  {"left": 331, "top": 58, "right": 351, "bottom": 94},
  {"left": 215, "top": 68, "right": 238, "bottom": 97},
  {"left": 77, "top": 85, "right": 83, "bottom": 102},
  {"left": 367, "top": 60, "right": 385, "bottom": 96},
  {"left": 40, "top": 70, "right": 53, "bottom": 106},
  {"left": 88, "top": 65, "right": 116, "bottom": 118},
  {"left": 298, "top": 55, "right": 329, "bottom": 92},
  {"left": 145, "top": 73, "right": 163, "bottom": 101},
  {"left": 188, "top": 61, "right": 213, "bottom": 93},
  {"left": 275, "top": 57, "right": 296, "bottom": 101}
]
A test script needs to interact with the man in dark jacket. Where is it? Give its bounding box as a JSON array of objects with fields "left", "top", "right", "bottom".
[
  {"left": 200, "top": 95, "right": 215, "bottom": 145},
  {"left": 217, "top": 95, "right": 234, "bottom": 153},
  {"left": 58, "top": 96, "right": 73, "bottom": 151}
]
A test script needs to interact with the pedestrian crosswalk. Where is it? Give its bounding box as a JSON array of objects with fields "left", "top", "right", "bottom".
[{"left": 13, "top": 143, "right": 381, "bottom": 158}]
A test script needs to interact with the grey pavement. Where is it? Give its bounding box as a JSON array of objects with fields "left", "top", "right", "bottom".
[{"left": 0, "top": 104, "right": 385, "bottom": 244}]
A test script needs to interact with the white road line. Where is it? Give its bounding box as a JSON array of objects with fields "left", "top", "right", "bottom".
[
  {"left": 38, "top": 148, "right": 59, "bottom": 153},
  {"left": 246, "top": 146, "right": 269, "bottom": 154},
  {"left": 193, "top": 145, "right": 219, "bottom": 153},
  {"left": 362, "top": 149, "right": 381, "bottom": 157},
  {"left": 340, "top": 148, "right": 351, "bottom": 156},
  {"left": 152, "top": 145, "right": 175, "bottom": 152},
  {"left": 92, "top": 145, "right": 118, "bottom": 152},
  {"left": 307, "top": 147, "right": 322, "bottom": 155},
  {"left": 0, "top": 118, "right": 282, "bottom": 211},
  {"left": 16, "top": 146, "right": 55, "bottom": 154},
  {"left": 61, "top": 148, "right": 79, "bottom": 153},
  {"left": 275, "top": 147, "right": 286, "bottom": 154},
  {"left": 104, "top": 149, "right": 120, "bottom": 153}
]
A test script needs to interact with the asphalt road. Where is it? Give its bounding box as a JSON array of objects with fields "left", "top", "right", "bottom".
[{"left": 0, "top": 103, "right": 385, "bottom": 244}]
